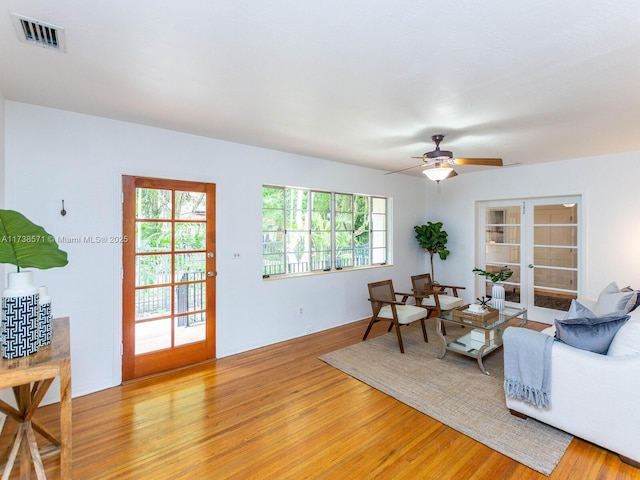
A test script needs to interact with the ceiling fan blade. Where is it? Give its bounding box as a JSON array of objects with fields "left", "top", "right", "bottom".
[
  {"left": 384, "top": 163, "right": 424, "bottom": 175},
  {"left": 453, "top": 158, "right": 503, "bottom": 167},
  {"left": 411, "top": 156, "right": 427, "bottom": 159}
]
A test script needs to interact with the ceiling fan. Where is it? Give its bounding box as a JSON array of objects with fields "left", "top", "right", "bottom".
[{"left": 386, "top": 134, "right": 503, "bottom": 182}]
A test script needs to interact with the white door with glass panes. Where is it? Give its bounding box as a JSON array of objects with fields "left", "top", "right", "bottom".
[{"left": 477, "top": 196, "right": 580, "bottom": 323}]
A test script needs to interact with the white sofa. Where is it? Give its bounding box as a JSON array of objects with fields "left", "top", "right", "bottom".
[{"left": 505, "top": 297, "right": 640, "bottom": 467}]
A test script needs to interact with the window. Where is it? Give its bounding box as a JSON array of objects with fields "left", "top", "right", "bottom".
[{"left": 262, "top": 186, "right": 388, "bottom": 277}]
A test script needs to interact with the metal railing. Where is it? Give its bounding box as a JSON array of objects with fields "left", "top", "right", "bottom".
[{"left": 135, "top": 271, "right": 205, "bottom": 326}]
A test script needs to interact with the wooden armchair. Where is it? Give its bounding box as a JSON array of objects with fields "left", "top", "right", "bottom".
[
  {"left": 410, "top": 273, "right": 465, "bottom": 319},
  {"left": 363, "top": 279, "right": 429, "bottom": 353}
]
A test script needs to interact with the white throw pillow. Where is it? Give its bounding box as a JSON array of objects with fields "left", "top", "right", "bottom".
[
  {"left": 593, "top": 282, "right": 637, "bottom": 316},
  {"left": 607, "top": 312, "right": 640, "bottom": 356}
]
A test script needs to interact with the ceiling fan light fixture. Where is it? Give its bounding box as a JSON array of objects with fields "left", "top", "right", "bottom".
[
  {"left": 426, "top": 149, "right": 453, "bottom": 161},
  {"left": 423, "top": 167, "right": 452, "bottom": 182}
]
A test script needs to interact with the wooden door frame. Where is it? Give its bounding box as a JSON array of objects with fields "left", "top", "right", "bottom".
[{"left": 122, "top": 175, "right": 216, "bottom": 381}]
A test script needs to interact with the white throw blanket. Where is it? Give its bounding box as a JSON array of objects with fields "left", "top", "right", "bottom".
[{"left": 503, "top": 327, "right": 554, "bottom": 408}]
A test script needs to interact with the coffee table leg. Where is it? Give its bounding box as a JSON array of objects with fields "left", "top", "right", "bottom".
[
  {"left": 476, "top": 345, "right": 490, "bottom": 375},
  {"left": 435, "top": 319, "right": 447, "bottom": 359}
]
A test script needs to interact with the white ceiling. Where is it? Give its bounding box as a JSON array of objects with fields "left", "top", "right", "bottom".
[{"left": 1, "top": 1, "right": 639, "bottom": 176}]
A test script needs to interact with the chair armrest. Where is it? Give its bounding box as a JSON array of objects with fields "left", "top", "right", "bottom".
[
  {"left": 435, "top": 284, "right": 466, "bottom": 297},
  {"left": 368, "top": 298, "right": 405, "bottom": 306}
]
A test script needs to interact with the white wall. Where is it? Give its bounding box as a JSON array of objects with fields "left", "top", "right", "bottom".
[
  {"left": 4, "top": 101, "right": 431, "bottom": 398},
  {"left": 423, "top": 152, "right": 640, "bottom": 309}
]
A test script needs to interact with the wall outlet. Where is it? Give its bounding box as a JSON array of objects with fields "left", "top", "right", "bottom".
[
  {"left": 233, "top": 253, "right": 240, "bottom": 259},
  {"left": 298, "top": 307, "right": 303, "bottom": 316}
]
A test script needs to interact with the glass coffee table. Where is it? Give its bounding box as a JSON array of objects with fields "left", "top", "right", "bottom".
[{"left": 436, "top": 304, "right": 527, "bottom": 375}]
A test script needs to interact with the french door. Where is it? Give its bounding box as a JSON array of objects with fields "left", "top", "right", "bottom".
[
  {"left": 122, "top": 176, "right": 216, "bottom": 380},
  {"left": 477, "top": 196, "right": 580, "bottom": 323}
]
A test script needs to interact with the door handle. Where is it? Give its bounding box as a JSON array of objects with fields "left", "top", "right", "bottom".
[{"left": 207, "top": 271, "right": 216, "bottom": 277}]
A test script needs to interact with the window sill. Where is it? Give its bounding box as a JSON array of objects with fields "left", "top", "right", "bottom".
[{"left": 262, "top": 263, "right": 392, "bottom": 281}]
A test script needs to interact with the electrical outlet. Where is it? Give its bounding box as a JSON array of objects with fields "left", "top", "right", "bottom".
[
  {"left": 298, "top": 307, "right": 303, "bottom": 316},
  {"left": 233, "top": 253, "right": 240, "bottom": 259}
]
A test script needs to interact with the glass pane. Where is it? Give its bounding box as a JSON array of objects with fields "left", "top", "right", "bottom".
[
  {"left": 371, "top": 247, "right": 385, "bottom": 264},
  {"left": 135, "top": 254, "right": 172, "bottom": 287},
  {"left": 484, "top": 282, "right": 521, "bottom": 303},
  {"left": 335, "top": 194, "right": 352, "bottom": 213},
  {"left": 136, "top": 188, "right": 172, "bottom": 220},
  {"left": 286, "top": 188, "right": 309, "bottom": 209},
  {"left": 175, "top": 313, "right": 206, "bottom": 346},
  {"left": 263, "top": 209, "right": 284, "bottom": 230},
  {"left": 335, "top": 212, "right": 353, "bottom": 231},
  {"left": 485, "top": 206, "right": 520, "bottom": 225},
  {"left": 534, "top": 247, "right": 577, "bottom": 268},
  {"left": 263, "top": 229, "right": 285, "bottom": 276},
  {"left": 485, "top": 226, "right": 520, "bottom": 244},
  {"left": 135, "top": 319, "right": 171, "bottom": 354},
  {"left": 372, "top": 213, "right": 386, "bottom": 230},
  {"left": 534, "top": 289, "right": 575, "bottom": 311},
  {"left": 175, "top": 223, "right": 206, "bottom": 251},
  {"left": 534, "top": 204, "right": 577, "bottom": 225},
  {"left": 311, "top": 191, "right": 331, "bottom": 211},
  {"left": 371, "top": 231, "right": 386, "bottom": 248},
  {"left": 286, "top": 210, "right": 309, "bottom": 231},
  {"left": 311, "top": 238, "right": 331, "bottom": 271},
  {"left": 311, "top": 211, "right": 330, "bottom": 231},
  {"left": 174, "top": 281, "right": 206, "bottom": 314},
  {"left": 485, "top": 244, "right": 520, "bottom": 264},
  {"left": 311, "top": 248, "right": 331, "bottom": 270},
  {"left": 136, "top": 222, "right": 172, "bottom": 252},
  {"left": 135, "top": 287, "right": 171, "bottom": 320},
  {"left": 336, "top": 248, "right": 353, "bottom": 268},
  {"left": 263, "top": 254, "right": 285, "bottom": 276},
  {"left": 175, "top": 253, "right": 205, "bottom": 282},
  {"left": 175, "top": 191, "right": 206, "bottom": 220},
  {"left": 534, "top": 267, "right": 577, "bottom": 291},
  {"left": 534, "top": 226, "right": 577, "bottom": 247},
  {"left": 372, "top": 197, "right": 386, "bottom": 214},
  {"left": 354, "top": 245, "right": 369, "bottom": 266},
  {"left": 286, "top": 232, "right": 309, "bottom": 273},
  {"left": 262, "top": 186, "right": 284, "bottom": 209}
]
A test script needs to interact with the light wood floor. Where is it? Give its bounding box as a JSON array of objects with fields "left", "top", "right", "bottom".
[{"left": 3, "top": 319, "right": 639, "bottom": 479}]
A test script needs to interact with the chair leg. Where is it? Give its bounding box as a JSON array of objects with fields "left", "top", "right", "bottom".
[
  {"left": 387, "top": 323, "right": 394, "bottom": 332},
  {"left": 419, "top": 319, "right": 428, "bottom": 343},
  {"left": 362, "top": 319, "right": 376, "bottom": 341},
  {"left": 394, "top": 323, "right": 405, "bottom": 353}
]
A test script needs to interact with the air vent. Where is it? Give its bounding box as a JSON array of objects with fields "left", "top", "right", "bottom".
[{"left": 10, "top": 13, "right": 66, "bottom": 52}]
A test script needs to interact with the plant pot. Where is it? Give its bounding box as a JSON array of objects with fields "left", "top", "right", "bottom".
[
  {"left": 492, "top": 283, "right": 506, "bottom": 312},
  {"left": 1, "top": 271, "right": 40, "bottom": 359}
]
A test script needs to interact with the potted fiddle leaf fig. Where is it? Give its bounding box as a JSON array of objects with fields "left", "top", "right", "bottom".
[
  {"left": 0, "top": 209, "right": 68, "bottom": 358},
  {"left": 414, "top": 221, "right": 450, "bottom": 280}
]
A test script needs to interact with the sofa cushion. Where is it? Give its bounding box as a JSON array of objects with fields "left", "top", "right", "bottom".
[
  {"left": 592, "top": 282, "right": 637, "bottom": 316},
  {"left": 564, "top": 299, "right": 595, "bottom": 319},
  {"left": 419, "top": 294, "right": 464, "bottom": 311},
  {"left": 379, "top": 304, "right": 428, "bottom": 324},
  {"left": 621, "top": 286, "right": 640, "bottom": 312},
  {"left": 607, "top": 313, "right": 640, "bottom": 356},
  {"left": 554, "top": 314, "right": 630, "bottom": 354}
]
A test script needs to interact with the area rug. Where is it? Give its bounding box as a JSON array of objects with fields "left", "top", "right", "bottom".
[{"left": 319, "top": 322, "right": 572, "bottom": 476}]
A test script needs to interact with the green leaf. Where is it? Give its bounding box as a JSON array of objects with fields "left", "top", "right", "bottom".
[{"left": 0, "top": 210, "right": 68, "bottom": 271}]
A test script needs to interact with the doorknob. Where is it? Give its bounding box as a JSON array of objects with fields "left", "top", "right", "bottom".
[
  {"left": 528, "top": 264, "right": 534, "bottom": 269},
  {"left": 207, "top": 271, "right": 215, "bottom": 277}
]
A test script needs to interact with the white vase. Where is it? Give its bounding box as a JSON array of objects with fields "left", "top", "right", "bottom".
[
  {"left": 492, "top": 282, "right": 506, "bottom": 312},
  {"left": 1, "top": 271, "right": 40, "bottom": 358}
]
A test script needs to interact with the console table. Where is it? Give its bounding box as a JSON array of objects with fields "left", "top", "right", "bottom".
[{"left": 0, "top": 317, "right": 71, "bottom": 479}]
